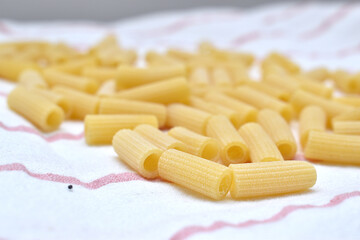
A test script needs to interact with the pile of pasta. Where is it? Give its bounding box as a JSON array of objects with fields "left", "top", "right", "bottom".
[{"left": 2, "top": 35, "right": 360, "bottom": 200}]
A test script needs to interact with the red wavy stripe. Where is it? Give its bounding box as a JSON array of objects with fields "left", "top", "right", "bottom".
[
  {"left": 0, "top": 122, "right": 84, "bottom": 142},
  {"left": 171, "top": 190, "right": 360, "bottom": 240},
  {"left": 263, "top": 1, "right": 310, "bottom": 24},
  {"left": 0, "top": 163, "right": 145, "bottom": 189},
  {"left": 301, "top": 2, "right": 355, "bottom": 39}
]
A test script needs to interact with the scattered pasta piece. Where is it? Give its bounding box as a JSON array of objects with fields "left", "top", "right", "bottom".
[{"left": 299, "top": 106, "right": 327, "bottom": 148}]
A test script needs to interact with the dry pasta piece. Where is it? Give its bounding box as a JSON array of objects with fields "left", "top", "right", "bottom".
[
  {"left": 204, "top": 92, "right": 257, "bottom": 125},
  {"left": 113, "top": 129, "right": 162, "bottom": 179},
  {"left": 244, "top": 81, "right": 290, "bottom": 101},
  {"left": 145, "top": 51, "right": 182, "bottom": 66},
  {"left": 134, "top": 124, "right": 187, "bottom": 151},
  {"left": 189, "top": 96, "right": 243, "bottom": 128},
  {"left": 257, "top": 109, "right": 297, "bottom": 159},
  {"left": 211, "top": 67, "right": 232, "bottom": 87},
  {"left": 299, "top": 106, "right": 327, "bottom": 148},
  {"left": 332, "top": 108, "right": 360, "bottom": 122},
  {"left": 30, "top": 88, "right": 71, "bottom": 118},
  {"left": 18, "top": 69, "right": 48, "bottom": 89},
  {"left": 238, "top": 123, "right": 284, "bottom": 162},
  {"left": 206, "top": 115, "right": 249, "bottom": 165},
  {"left": 117, "top": 65, "right": 186, "bottom": 88},
  {"left": 223, "top": 62, "right": 251, "bottom": 85},
  {"left": 166, "top": 49, "right": 195, "bottom": 62},
  {"left": 226, "top": 86, "right": 294, "bottom": 121},
  {"left": 229, "top": 161, "right": 317, "bottom": 199},
  {"left": 52, "top": 86, "right": 100, "bottom": 120},
  {"left": 168, "top": 126, "right": 220, "bottom": 161},
  {"left": 53, "top": 57, "right": 97, "bottom": 75},
  {"left": 267, "top": 52, "right": 300, "bottom": 74},
  {"left": 189, "top": 67, "right": 210, "bottom": 87},
  {"left": 85, "top": 114, "right": 158, "bottom": 145},
  {"left": 334, "top": 96, "right": 360, "bottom": 107},
  {"left": 332, "top": 70, "right": 359, "bottom": 93},
  {"left": 296, "top": 75, "right": 333, "bottom": 98},
  {"left": 304, "top": 67, "right": 329, "bottom": 82},
  {"left": 43, "top": 68, "right": 99, "bottom": 94},
  {"left": 114, "top": 77, "right": 190, "bottom": 104},
  {"left": 167, "top": 104, "right": 212, "bottom": 134},
  {"left": 158, "top": 149, "right": 232, "bottom": 200},
  {"left": 96, "top": 80, "right": 117, "bottom": 97},
  {"left": 333, "top": 121, "right": 360, "bottom": 135},
  {"left": 7, "top": 86, "right": 64, "bottom": 132},
  {"left": 0, "top": 59, "right": 38, "bottom": 81},
  {"left": 263, "top": 73, "right": 298, "bottom": 93},
  {"left": 304, "top": 131, "right": 360, "bottom": 165},
  {"left": 99, "top": 98, "right": 166, "bottom": 127},
  {"left": 290, "top": 89, "right": 353, "bottom": 122},
  {"left": 82, "top": 66, "right": 120, "bottom": 83}
]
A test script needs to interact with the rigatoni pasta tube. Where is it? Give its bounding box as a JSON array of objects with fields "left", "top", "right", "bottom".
[
  {"left": 18, "top": 69, "right": 48, "bottom": 89},
  {"left": 85, "top": 114, "right": 158, "bottom": 145},
  {"left": 226, "top": 86, "right": 294, "bottom": 121},
  {"left": 113, "top": 129, "right": 162, "bottom": 179},
  {"left": 53, "top": 57, "right": 97, "bottom": 75},
  {"left": 244, "top": 81, "right": 290, "bottom": 101},
  {"left": 290, "top": 89, "right": 353, "bottom": 121},
  {"left": 204, "top": 92, "right": 257, "bottom": 125},
  {"left": 257, "top": 109, "right": 297, "bottom": 159},
  {"left": 206, "top": 115, "right": 249, "bottom": 165},
  {"left": 82, "top": 67, "right": 120, "bottom": 83},
  {"left": 238, "top": 123, "right": 284, "bottom": 162},
  {"left": 332, "top": 70, "right": 358, "bottom": 93},
  {"left": 134, "top": 124, "right": 187, "bottom": 151},
  {"left": 99, "top": 98, "right": 167, "bottom": 127},
  {"left": 211, "top": 67, "right": 232, "bottom": 87},
  {"left": 52, "top": 86, "right": 100, "bottom": 120},
  {"left": 304, "top": 131, "right": 360, "bottom": 165},
  {"left": 229, "top": 161, "right": 317, "bottom": 199},
  {"left": 263, "top": 73, "right": 298, "bottom": 93},
  {"left": 167, "top": 104, "right": 212, "bottom": 135},
  {"left": 267, "top": 52, "right": 300, "bottom": 74},
  {"left": 334, "top": 96, "right": 360, "bottom": 107},
  {"left": 0, "top": 59, "right": 37, "bottom": 81},
  {"left": 189, "top": 67, "right": 210, "bottom": 87},
  {"left": 43, "top": 69, "right": 99, "bottom": 94},
  {"left": 30, "top": 88, "right": 71, "bottom": 118},
  {"left": 117, "top": 65, "right": 186, "bottom": 88},
  {"left": 158, "top": 149, "right": 232, "bottom": 200},
  {"left": 114, "top": 77, "right": 190, "bottom": 104},
  {"left": 332, "top": 108, "right": 360, "bottom": 122},
  {"left": 305, "top": 67, "right": 329, "bottom": 82},
  {"left": 189, "top": 96, "right": 243, "bottom": 128},
  {"left": 96, "top": 80, "right": 117, "bottom": 97},
  {"left": 168, "top": 127, "right": 220, "bottom": 161},
  {"left": 299, "top": 106, "right": 327, "bottom": 148},
  {"left": 333, "top": 121, "right": 360, "bottom": 135},
  {"left": 7, "top": 86, "right": 64, "bottom": 132},
  {"left": 296, "top": 76, "right": 333, "bottom": 98}
]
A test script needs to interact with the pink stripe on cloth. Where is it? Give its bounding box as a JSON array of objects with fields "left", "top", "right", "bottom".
[
  {"left": 0, "top": 163, "right": 145, "bottom": 189},
  {"left": 0, "top": 91, "right": 8, "bottom": 97},
  {"left": 171, "top": 191, "right": 360, "bottom": 240},
  {"left": 0, "top": 122, "right": 84, "bottom": 142}
]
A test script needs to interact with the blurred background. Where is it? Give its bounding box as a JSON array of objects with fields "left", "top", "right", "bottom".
[{"left": 0, "top": 0, "right": 348, "bottom": 21}]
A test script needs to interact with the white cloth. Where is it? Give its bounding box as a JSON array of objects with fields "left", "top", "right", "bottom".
[{"left": 1, "top": 2, "right": 360, "bottom": 240}]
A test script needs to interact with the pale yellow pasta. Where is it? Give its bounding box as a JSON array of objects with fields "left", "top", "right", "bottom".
[
  {"left": 189, "top": 67, "right": 210, "bottom": 87},
  {"left": 117, "top": 65, "right": 186, "bottom": 88},
  {"left": 30, "top": 88, "right": 71, "bottom": 118},
  {"left": 52, "top": 86, "right": 100, "bottom": 120},
  {"left": 146, "top": 51, "right": 182, "bottom": 66},
  {"left": 299, "top": 106, "right": 327, "bottom": 148},
  {"left": 267, "top": 52, "right": 300, "bottom": 74},
  {"left": 206, "top": 115, "right": 249, "bottom": 165},
  {"left": 18, "top": 69, "right": 48, "bottom": 89},
  {"left": 333, "top": 121, "right": 360, "bottom": 135},
  {"left": 168, "top": 126, "right": 220, "bottom": 161},
  {"left": 82, "top": 66, "right": 120, "bottom": 83},
  {"left": 290, "top": 90, "right": 353, "bottom": 122},
  {"left": 158, "top": 149, "right": 232, "bottom": 200},
  {"left": 220, "top": 62, "right": 251, "bottom": 85},
  {"left": 53, "top": 57, "right": 97, "bottom": 75},
  {"left": 113, "top": 129, "right": 162, "bottom": 179},
  {"left": 332, "top": 108, "right": 360, "bottom": 122},
  {"left": 211, "top": 67, "right": 232, "bottom": 87},
  {"left": 263, "top": 73, "right": 298, "bottom": 93},
  {"left": 114, "top": 77, "right": 190, "bottom": 104},
  {"left": 257, "top": 109, "right": 297, "bottom": 159},
  {"left": 226, "top": 86, "right": 294, "bottom": 121},
  {"left": 0, "top": 59, "right": 37, "bottom": 81},
  {"left": 229, "top": 161, "right": 317, "bottom": 199},
  {"left": 332, "top": 70, "right": 359, "bottom": 93},
  {"left": 166, "top": 104, "right": 212, "bottom": 134},
  {"left": 134, "top": 124, "right": 187, "bottom": 151},
  {"left": 85, "top": 114, "right": 158, "bottom": 145},
  {"left": 166, "top": 49, "right": 194, "bottom": 62},
  {"left": 334, "top": 96, "right": 360, "bottom": 107},
  {"left": 244, "top": 81, "right": 290, "bottom": 101},
  {"left": 96, "top": 80, "right": 117, "bottom": 97},
  {"left": 204, "top": 92, "right": 257, "bottom": 125},
  {"left": 99, "top": 98, "right": 166, "bottom": 127},
  {"left": 7, "top": 86, "right": 64, "bottom": 132},
  {"left": 304, "top": 131, "right": 360, "bottom": 165},
  {"left": 189, "top": 96, "right": 243, "bottom": 128},
  {"left": 43, "top": 68, "right": 99, "bottom": 94},
  {"left": 296, "top": 75, "right": 333, "bottom": 98},
  {"left": 304, "top": 67, "right": 329, "bottom": 82},
  {"left": 238, "top": 123, "right": 284, "bottom": 162}
]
